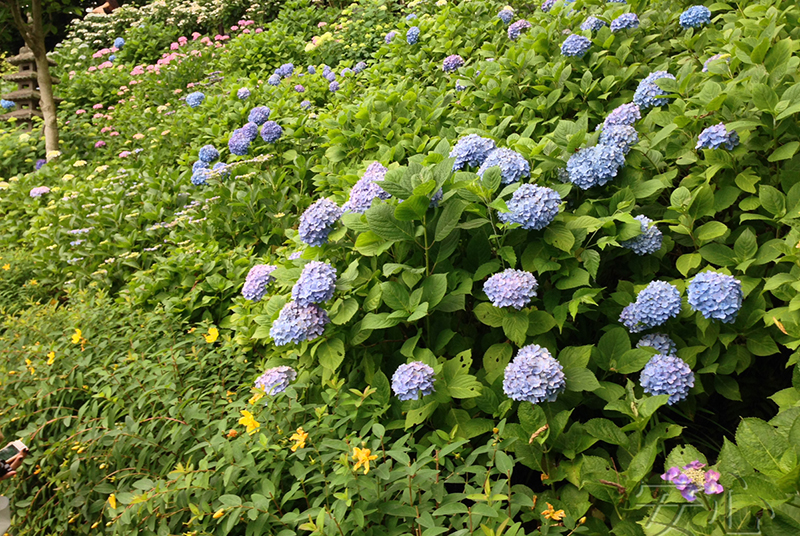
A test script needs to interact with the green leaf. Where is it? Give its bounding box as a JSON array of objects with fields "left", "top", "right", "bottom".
[
  {"left": 405, "top": 402, "right": 438, "bottom": 428},
  {"left": 699, "top": 243, "right": 736, "bottom": 266},
  {"left": 481, "top": 167, "right": 502, "bottom": 192},
  {"left": 420, "top": 274, "right": 448, "bottom": 308},
  {"left": 597, "top": 328, "right": 631, "bottom": 371},
  {"left": 435, "top": 200, "right": 467, "bottom": 242},
  {"left": 317, "top": 338, "right": 345, "bottom": 372},
  {"left": 518, "top": 403, "right": 547, "bottom": 436},
  {"left": 696, "top": 221, "right": 728, "bottom": 242},
  {"left": 381, "top": 281, "right": 410, "bottom": 311},
  {"left": 735, "top": 418, "right": 792, "bottom": 477},
  {"left": 559, "top": 346, "right": 592, "bottom": 369},
  {"left": 527, "top": 310, "right": 556, "bottom": 336},
  {"left": 218, "top": 495, "right": 243, "bottom": 507},
  {"left": 676, "top": 253, "right": 701, "bottom": 277},
  {"left": 407, "top": 302, "right": 429, "bottom": 322},
  {"left": 366, "top": 204, "right": 415, "bottom": 242},
  {"left": 502, "top": 310, "right": 528, "bottom": 346},
  {"left": 614, "top": 349, "right": 653, "bottom": 374},
  {"left": 714, "top": 375, "right": 742, "bottom": 401},
  {"left": 394, "top": 195, "right": 430, "bottom": 221},
  {"left": 734, "top": 229, "right": 758, "bottom": 260},
  {"left": 584, "top": 419, "right": 628, "bottom": 446},
  {"left": 474, "top": 303, "right": 504, "bottom": 327},
  {"left": 564, "top": 368, "right": 600, "bottom": 392},
  {"left": 768, "top": 141, "right": 799, "bottom": 162},
  {"left": 446, "top": 374, "right": 482, "bottom": 399},
  {"left": 483, "top": 343, "right": 513, "bottom": 384},
  {"left": 759, "top": 185, "right": 787, "bottom": 216},
  {"left": 362, "top": 313, "right": 402, "bottom": 330},
  {"left": 545, "top": 224, "right": 575, "bottom": 252}
]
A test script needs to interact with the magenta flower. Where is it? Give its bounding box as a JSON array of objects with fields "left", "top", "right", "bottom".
[
  {"left": 95, "top": 140, "right": 106, "bottom": 148},
  {"left": 661, "top": 461, "right": 723, "bottom": 501}
]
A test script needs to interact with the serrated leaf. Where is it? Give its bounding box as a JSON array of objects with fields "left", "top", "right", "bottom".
[{"left": 366, "top": 204, "right": 415, "bottom": 241}]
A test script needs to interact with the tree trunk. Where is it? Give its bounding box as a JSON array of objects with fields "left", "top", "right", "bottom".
[{"left": 32, "top": 49, "right": 59, "bottom": 157}]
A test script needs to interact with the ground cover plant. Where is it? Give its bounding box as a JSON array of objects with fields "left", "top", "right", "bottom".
[{"left": 1, "top": 0, "right": 800, "bottom": 534}]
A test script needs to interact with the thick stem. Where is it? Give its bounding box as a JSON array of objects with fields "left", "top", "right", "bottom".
[{"left": 29, "top": 0, "right": 60, "bottom": 156}]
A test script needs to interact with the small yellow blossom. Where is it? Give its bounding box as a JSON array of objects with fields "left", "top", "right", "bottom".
[
  {"left": 108, "top": 494, "right": 117, "bottom": 509},
  {"left": 352, "top": 447, "right": 378, "bottom": 475},
  {"left": 249, "top": 390, "right": 265, "bottom": 405},
  {"left": 541, "top": 503, "right": 566, "bottom": 521},
  {"left": 71, "top": 329, "right": 82, "bottom": 344},
  {"left": 290, "top": 427, "right": 308, "bottom": 452},
  {"left": 202, "top": 327, "right": 218, "bottom": 343},
  {"left": 25, "top": 359, "right": 35, "bottom": 375},
  {"left": 73, "top": 160, "right": 87, "bottom": 167},
  {"left": 2, "top": 264, "right": 9, "bottom": 270},
  {"left": 47, "top": 351, "right": 55, "bottom": 365},
  {"left": 28, "top": 280, "right": 38, "bottom": 286},
  {"left": 212, "top": 509, "right": 225, "bottom": 519},
  {"left": 238, "top": 410, "right": 260, "bottom": 434}
]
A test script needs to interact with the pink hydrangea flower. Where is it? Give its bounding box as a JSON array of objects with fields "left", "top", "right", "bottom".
[
  {"left": 192, "top": 32, "right": 201, "bottom": 40},
  {"left": 119, "top": 151, "right": 131, "bottom": 158},
  {"left": 93, "top": 103, "right": 103, "bottom": 110},
  {"left": 170, "top": 42, "right": 179, "bottom": 50},
  {"left": 75, "top": 109, "right": 86, "bottom": 115},
  {"left": 95, "top": 140, "right": 106, "bottom": 148},
  {"left": 255, "top": 28, "right": 263, "bottom": 33}
]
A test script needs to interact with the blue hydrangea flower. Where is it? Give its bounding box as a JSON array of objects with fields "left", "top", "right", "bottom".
[
  {"left": 633, "top": 71, "right": 676, "bottom": 109},
  {"left": 477, "top": 148, "right": 530, "bottom": 184},
  {"left": 619, "top": 281, "right": 681, "bottom": 333},
  {"left": 261, "top": 121, "right": 283, "bottom": 143},
  {"left": 270, "top": 302, "right": 330, "bottom": 346},
  {"left": 292, "top": 261, "right": 337, "bottom": 306},
  {"left": 329, "top": 81, "right": 340, "bottom": 92},
  {"left": 680, "top": 5, "right": 711, "bottom": 29},
  {"left": 637, "top": 333, "right": 677, "bottom": 356},
  {"left": 198, "top": 145, "right": 219, "bottom": 163},
  {"left": 299, "top": 198, "right": 344, "bottom": 247},
  {"left": 430, "top": 188, "right": 443, "bottom": 208},
  {"left": 498, "top": 8, "right": 514, "bottom": 23},
  {"left": 696, "top": 123, "right": 739, "bottom": 151},
  {"left": 237, "top": 87, "right": 251, "bottom": 99},
  {"left": 641, "top": 354, "right": 694, "bottom": 404},
  {"left": 276, "top": 63, "right": 294, "bottom": 78},
  {"left": 621, "top": 215, "right": 663, "bottom": 255},
  {"left": 455, "top": 80, "right": 466, "bottom": 91},
  {"left": 484, "top": 269, "right": 538, "bottom": 309},
  {"left": 343, "top": 162, "right": 391, "bottom": 213},
  {"left": 228, "top": 131, "right": 251, "bottom": 156},
  {"left": 354, "top": 61, "right": 367, "bottom": 73},
  {"left": 191, "top": 168, "right": 210, "bottom": 186},
  {"left": 607, "top": 0, "right": 626, "bottom": 3},
  {"left": 254, "top": 366, "right": 297, "bottom": 395},
  {"left": 498, "top": 184, "right": 561, "bottom": 230},
  {"left": 503, "top": 344, "right": 566, "bottom": 404},
  {"left": 610, "top": 13, "right": 639, "bottom": 32},
  {"left": 407, "top": 26, "right": 420, "bottom": 44},
  {"left": 241, "top": 122, "right": 259, "bottom": 142},
  {"left": 385, "top": 31, "right": 397, "bottom": 44},
  {"left": 581, "top": 16, "right": 607, "bottom": 31},
  {"left": 542, "top": 0, "right": 556, "bottom": 12},
  {"left": 562, "top": 34, "right": 592, "bottom": 57},
  {"left": 307, "top": 65, "right": 316, "bottom": 74},
  {"left": 601, "top": 103, "right": 641, "bottom": 130},
  {"left": 193, "top": 160, "right": 209, "bottom": 171},
  {"left": 599, "top": 125, "right": 639, "bottom": 154},
  {"left": 324, "top": 70, "right": 337, "bottom": 82},
  {"left": 268, "top": 74, "right": 281, "bottom": 86},
  {"left": 442, "top": 54, "right": 465, "bottom": 72},
  {"left": 508, "top": 19, "right": 532, "bottom": 41},
  {"left": 392, "top": 362, "right": 436, "bottom": 401},
  {"left": 450, "top": 134, "right": 496, "bottom": 171},
  {"left": 186, "top": 92, "right": 205, "bottom": 107},
  {"left": 295, "top": 84, "right": 305, "bottom": 93},
  {"left": 0, "top": 99, "right": 14, "bottom": 110},
  {"left": 242, "top": 264, "right": 277, "bottom": 302},
  {"left": 301, "top": 100, "right": 312, "bottom": 110},
  {"left": 212, "top": 162, "right": 230, "bottom": 179},
  {"left": 108, "top": 54, "right": 116, "bottom": 61},
  {"left": 702, "top": 53, "right": 729, "bottom": 73},
  {"left": 248, "top": 106, "right": 271, "bottom": 125},
  {"left": 341, "top": 68, "right": 353, "bottom": 76},
  {"left": 566, "top": 144, "right": 625, "bottom": 189},
  {"left": 113, "top": 37, "right": 125, "bottom": 49},
  {"left": 687, "top": 271, "right": 742, "bottom": 323}
]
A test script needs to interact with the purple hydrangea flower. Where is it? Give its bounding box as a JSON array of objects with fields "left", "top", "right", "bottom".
[
  {"left": 212, "top": 162, "right": 230, "bottom": 179},
  {"left": 270, "top": 302, "right": 330, "bottom": 346},
  {"left": 354, "top": 61, "right": 367, "bottom": 73},
  {"left": 641, "top": 354, "right": 694, "bottom": 404},
  {"left": 633, "top": 71, "right": 676, "bottom": 109},
  {"left": 620, "top": 215, "right": 663, "bottom": 255},
  {"left": 610, "top": 13, "right": 639, "bottom": 32},
  {"left": 696, "top": 123, "right": 739, "bottom": 151},
  {"left": 702, "top": 53, "right": 730, "bottom": 73},
  {"left": 566, "top": 144, "right": 625, "bottom": 189},
  {"left": 637, "top": 333, "right": 677, "bottom": 356},
  {"left": 599, "top": 125, "right": 639, "bottom": 154},
  {"left": 30, "top": 186, "right": 50, "bottom": 198},
  {"left": 503, "top": 344, "right": 566, "bottom": 404},
  {"left": 0, "top": 99, "right": 14, "bottom": 110},
  {"left": 450, "top": 134, "right": 496, "bottom": 171},
  {"left": 687, "top": 271, "right": 742, "bottom": 323},
  {"left": 581, "top": 16, "right": 607, "bottom": 31},
  {"left": 324, "top": 70, "right": 336, "bottom": 82},
  {"left": 442, "top": 54, "right": 465, "bottom": 72},
  {"left": 295, "top": 84, "right": 305, "bottom": 93},
  {"left": 407, "top": 26, "right": 420, "bottom": 44},
  {"left": 35, "top": 159, "right": 46, "bottom": 170},
  {"left": 228, "top": 131, "right": 251, "bottom": 156},
  {"left": 498, "top": 184, "right": 561, "bottom": 230},
  {"left": 498, "top": 9, "right": 514, "bottom": 24},
  {"left": 601, "top": 103, "right": 641, "bottom": 130},
  {"left": 508, "top": 19, "right": 532, "bottom": 41},
  {"left": 292, "top": 261, "right": 337, "bottom": 306},
  {"left": 198, "top": 145, "right": 219, "bottom": 163},
  {"left": 541, "top": 0, "right": 556, "bottom": 12},
  {"left": 307, "top": 65, "right": 316, "bottom": 74},
  {"left": 662, "top": 461, "right": 723, "bottom": 501},
  {"left": 268, "top": 74, "right": 281, "bottom": 86},
  {"left": 680, "top": 5, "right": 711, "bottom": 29},
  {"left": 241, "top": 122, "right": 259, "bottom": 142},
  {"left": 260, "top": 121, "right": 283, "bottom": 143},
  {"left": 191, "top": 168, "right": 210, "bottom": 186},
  {"left": 248, "top": 106, "right": 271, "bottom": 125},
  {"left": 254, "top": 366, "right": 297, "bottom": 395},
  {"left": 113, "top": 37, "right": 125, "bottom": 49},
  {"left": 237, "top": 87, "right": 251, "bottom": 99},
  {"left": 298, "top": 198, "right": 343, "bottom": 247},
  {"left": 619, "top": 281, "right": 681, "bottom": 333},
  {"left": 242, "top": 264, "right": 277, "bottom": 302},
  {"left": 276, "top": 63, "right": 294, "bottom": 78},
  {"left": 484, "top": 269, "right": 538, "bottom": 309},
  {"left": 477, "top": 148, "right": 530, "bottom": 184},
  {"left": 562, "top": 34, "right": 592, "bottom": 57},
  {"left": 392, "top": 362, "right": 436, "bottom": 401},
  {"left": 343, "top": 162, "right": 390, "bottom": 213},
  {"left": 329, "top": 81, "right": 340, "bottom": 92},
  {"left": 300, "top": 100, "right": 312, "bottom": 110},
  {"left": 186, "top": 92, "right": 205, "bottom": 107},
  {"left": 385, "top": 31, "right": 397, "bottom": 44}
]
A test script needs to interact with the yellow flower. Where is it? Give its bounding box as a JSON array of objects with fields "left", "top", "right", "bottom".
[
  {"left": 212, "top": 509, "right": 225, "bottom": 519},
  {"left": 290, "top": 427, "right": 308, "bottom": 452},
  {"left": 108, "top": 494, "right": 117, "bottom": 509},
  {"left": 203, "top": 327, "right": 219, "bottom": 343},
  {"left": 73, "top": 160, "right": 87, "bottom": 167},
  {"left": 47, "top": 351, "right": 55, "bottom": 365},
  {"left": 238, "top": 410, "right": 260, "bottom": 434},
  {"left": 28, "top": 279, "right": 37, "bottom": 286},
  {"left": 71, "top": 329, "right": 82, "bottom": 344},
  {"left": 541, "top": 503, "right": 566, "bottom": 521},
  {"left": 249, "top": 390, "right": 265, "bottom": 405},
  {"left": 352, "top": 447, "right": 378, "bottom": 475},
  {"left": 2, "top": 264, "right": 9, "bottom": 270}
]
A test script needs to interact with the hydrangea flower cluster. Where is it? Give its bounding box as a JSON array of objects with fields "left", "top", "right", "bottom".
[
  {"left": 237, "top": 88, "right": 251, "bottom": 99},
  {"left": 599, "top": 125, "right": 639, "bottom": 154},
  {"left": 30, "top": 186, "right": 50, "bottom": 198},
  {"left": 633, "top": 71, "right": 676, "bottom": 109},
  {"left": 566, "top": 144, "right": 625, "bottom": 189},
  {"left": 113, "top": 37, "right": 125, "bottom": 49},
  {"left": 455, "top": 80, "right": 466, "bottom": 91},
  {"left": 249, "top": 107, "right": 271, "bottom": 125},
  {"left": 186, "top": 92, "right": 205, "bottom": 107},
  {"left": 343, "top": 162, "right": 391, "bottom": 213},
  {"left": 679, "top": 5, "right": 711, "bottom": 29},
  {"left": 295, "top": 84, "right": 305, "bottom": 93},
  {"left": 581, "top": 16, "right": 607, "bottom": 31},
  {"left": 498, "top": 8, "right": 514, "bottom": 24},
  {"left": 198, "top": 145, "right": 219, "bottom": 163},
  {"left": 385, "top": 31, "right": 397, "bottom": 44},
  {"left": 696, "top": 123, "right": 739, "bottom": 151},
  {"left": 619, "top": 281, "right": 681, "bottom": 333},
  {"left": 329, "top": 81, "right": 340, "bottom": 92},
  {"left": 541, "top": 0, "right": 556, "bottom": 12},
  {"left": 450, "top": 134, "right": 497, "bottom": 171},
  {"left": 299, "top": 198, "right": 344, "bottom": 247},
  {"left": 601, "top": 103, "right": 641, "bottom": 130},
  {"left": 354, "top": 61, "right": 367, "bottom": 73},
  {"left": 561, "top": 34, "right": 592, "bottom": 57},
  {"left": 35, "top": 158, "right": 46, "bottom": 170},
  {"left": 254, "top": 366, "right": 297, "bottom": 395},
  {"left": 261, "top": 121, "right": 283, "bottom": 143},
  {"left": 498, "top": 184, "right": 561, "bottom": 230},
  {"left": 242, "top": 264, "right": 277, "bottom": 302},
  {"left": 687, "top": 271, "right": 742, "bottom": 323},
  {"left": 641, "top": 354, "right": 694, "bottom": 404},
  {"left": 292, "top": 261, "right": 337, "bottom": 306},
  {"left": 620, "top": 215, "right": 663, "bottom": 255},
  {"left": 212, "top": 162, "right": 230, "bottom": 179},
  {"left": 610, "top": 13, "right": 639, "bottom": 32},
  {"left": 228, "top": 130, "right": 251, "bottom": 156},
  {"left": 662, "top": 461, "right": 723, "bottom": 501},
  {"left": 477, "top": 148, "right": 530, "bottom": 184},
  {"left": 300, "top": 100, "right": 312, "bottom": 110},
  {"left": 1, "top": 99, "right": 15, "bottom": 110},
  {"left": 275, "top": 63, "right": 294, "bottom": 78},
  {"left": 392, "top": 362, "right": 436, "bottom": 401},
  {"left": 191, "top": 167, "right": 210, "bottom": 186},
  {"left": 702, "top": 53, "right": 729, "bottom": 73},
  {"left": 484, "top": 269, "right": 538, "bottom": 309},
  {"left": 637, "top": 333, "right": 677, "bottom": 356},
  {"left": 241, "top": 122, "right": 259, "bottom": 141},
  {"left": 407, "top": 26, "right": 420, "bottom": 44},
  {"left": 442, "top": 55, "right": 465, "bottom": 72},
  {"left": 307, "top": 65, "right": 316, "bottom": 74},
  {"left": 503, "top": 345, "right": 566, "bottom": 404},
  {"left": 508, "top": 19, "right": 532, "bottom": 40},
  {"left": 268, "top": 74, "right": 281, "bottom": 86},
  {"left": 270, "top": 302, "right": 330, "bottom": 346}
]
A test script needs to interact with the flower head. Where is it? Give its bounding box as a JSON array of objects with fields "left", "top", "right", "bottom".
[
  {"left": 601, "top": 103, "right": 641, "bottom": 130},
  {"left": 662, "top": 460, "right": 723, "bottom": 501},
  {"left": 270, "top": 302, "right": 330, "bottom": 345},
  {"left": 503, "top": 344, "right": 566, "bottom": 404},
  {"left": 268, "top": 74, "right": 281, "bottom": 86},
  {"left": 561, "top": 34, "right": 592, "bottom": 57},
  {"left": 697, "top": 123, "right": 739, "bottom": 151},
  {"left": 637, "top": 333, "right": 677, "bottom": 356},
  {"left": 610, "top": 13, "right": 639, "bottom": 32},
  {"left": 30, "top": 186, "right": 51, "bottom": 198},
  {"left": 619, "top": 281, "right": 681, "bottom": 333},
  {"left": 329, "top": 81, "right": 340, "bottom": 92},
  {"left": 687, "top": 271, "right": 742, "bottom": 323},
  {"left": 248, "top": 106, "right": 271, "bottom": 125},
  {"left": 354, "top": 61, "right": 367, "bottom": 73},
  {"left": 620, "top": 215, "right": 662, "bottom": 255},
  {"left": 228, "top": 131, "right": 251, "bottom": 156},
  {"left": 498, "top": 8, "right": 514, "bottom": 24},
  {"left": 407, "top": 26, "right": 420, "bottom": 44},
  {"left": 508, "top": 19, "right": 532, "bottom": 41},
  {"left": 254, "top": 366, "right": 297, "bottom": 395},
  {"left": 260, "top": 121, "right": 283, "bottom": 143},
  {"left": 641, "top": 353, "right": 694, "bottom": 404},
  {"left": 581, "top": 16, "right": 607, "bottom": 32},
  {"left": 599, "top": 125, "right": 639, "bottom": 154},
  {"left": 186, "top": 92, "right": 205, "bottom": 107},
  {"left": 442, "top": 54, "right": 465, "bottom": 72},
  {"left": 633, "top": 71, "right": 675, "bottom": 110},
  {"left": 292, "top": 261, "right": 337, "bottom": 306},
  {"left": 484, "top": 269, "right": 538, "bottom": 309},
  {"left": 242, "top": 264, "right": 277, "bottom": 302},
  {"left": 392, "top": 362, "right": 436, "bottom": 401},
  {"left": 238, "top": 410, "right": 260, "bottom": 434},
  {"left": 71, "top": 329, "right": 82, "bottom": 344},
  {"left": 498, "top": 184, "right": 561, "bottom": 230},
  {"left": 566, "top": 144, "right": 625, "bottom": 189},
  {"left": 702, "top": 53, "right": 730, "bottom": 73},
  {"left": 300, "top": 100, "right": 312, "bottom": 110},
  {"left": 352, "top": 447, "right": 378, "bottom": 474},
  {"left": 680, "top": 5, "right": 711, "bottom": 29},
  {"left": 450, "top": 134, "right": 496, "bottom": 171},
  {"left": 1, "top": 99, "right": 15, "bottom": 110},
  {"left": 477, "top": 148, "right": 530, "bottom": 184},
  {"left": 542, "top": 503, "right": 566, "bottom": 521},
  {"left": 275, "top": 63, "right": 294, "bottom": 78},
  {"left": 290, "top": 427, "right": 308, "bottom": 451},
  {"left": 198, "top": 145, "right": 219, "bottom": 163},
  {"left": 299, "top": 198, "right": 343, "bottom": 247},
  {"left": 237, "top": 87, "right": 251, "bottom": 99},
  {"left": 343, "top": 162, "right": 390, "bottom": 213}
]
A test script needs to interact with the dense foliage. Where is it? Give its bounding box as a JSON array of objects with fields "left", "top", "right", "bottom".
[{"left": 1, "top": 0, "right": 800, "bottom": 535}]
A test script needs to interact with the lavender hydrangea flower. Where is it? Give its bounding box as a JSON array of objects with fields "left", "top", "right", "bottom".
[
  {"left": 242, "top": 264, "right": 277, "bottom": 302},
  {"left": 292, "top": 261, "right": 337, "bottom": 306},
  {"left": 329, "top": 81, "right": 340, "bottom": 92},
  {"left": 477, "top": 148, "right": 530, "bottom": 184},
  {"left": 619, "top": 281, "right": 681, "bottom": 333},
  {"left": 503, "top": 345, "right": 566, "bottom": 404},
  {"left": 450, "top": 134, "right": 496, "bottom": 171},
  {"left": 406, "top": 13, "right": 417, "bottom": 21},
  {"left": 186, "top": 92, "right": 205, "bottom": 107},
  {"left": 392, "top": 362, "right": 436, "bottom": 401},
  {"left": 198, "top": 145, "right": 219, "bottom": 163},
  {"left": 696, "top": 123, "right": 739, "bottom": 151},
  {"left": 566, "top": 144, "right": 625, "bottom": 189},
  {"left": 633, "top": 71, "right": 676, "bottom": 109},
  {"left": 289, "top": 251, "right": 303, "bottom": 260},
  {"left": 354, "top": 61, "right": 367, "bottom": 73},
  {"left": 295, "top": 84, "right": 305, "bottom": 93},
  {"left": 307, "top": 65, "right": 316, "bottom": 74},
  {"left": 248, "top": 106, "right": 271, "bottom": 125},
  {"left": 261, "top": 121, "right": 283, "bottom": 143},
  {"left": 641, "top": 354, "right": 694, "bottom": 404},
  {"left": 702, "top": 53, "right": 729, "bottom": 73},
  {"left": 498, "top": 8, "right": 514, "bottom": 24},
  {"left": 385, "top": 31, "right": 397, "bottom": 44},
  {"left": 455, "top": 80, "right": 466, "bottom": 91},
  {"left": 193, "top": 160, "right": 208, "bottom": 172},
  {"left": 662, "top": 461, "right": 723, "bottom": 501},
  {"left": 407, "top": 26, "right": 420, "bottom": 44},
  {"left": 191, "top": 168, "right": 210, "bottom": 186},
  {"left": 0, "top": 99, "right": 14, "bottom": 110},
  {"left": 581, "top": 16, "right": 607, "bottom": 31},
  {"left": 599, "top": 125, "right": 639, "bottom": 154},
  {"left": 442, "top": 54, "right": 464, "bottom": 72},
  {"left": 637, "top": 333, "right": 677, "bottom": 356},
  {"left": 541, "top": 0, "right": 556, "bottom": 12},
  {"left": 237, "top": 88, "right": 251, "bottom": 99},
  {"left": 270, "top": 302, "right": 330, "bottom": 346},
  {"left": 30, "top": 186, "right": 50, "bottom": 198},
  {"left": 254, "top": 366, "right": 297, "bottom": 395},
  {"left": 610, "top": 13, "right": 639, "bottom": 32},
  {"left": 343, "top": 162, "right": 390, "bottom": 213},
  {"left": 228, "top": 131, "right": 251, "bottom": 156},
  {"left": 430, "top": 188, "right": 443, "bottom": 208},
  {"left": 484, "top": 269, "right": 538, "bottom": 309},
  {"left": 562, "top": 34, "right": 592, "bottom": 57},
  {"left": 299, "top": 198, "right": 344, "bottom": 247},
  {"left": 508, "top": 19, "right": 532, "bottom": 41},
  {"left": 498, "top": 184, "right": 561, "bottom": 230},
  {"left": 276, "top": 63, "right": 294, "bottom": 78},
  {"left": 680, "top": 5, "right": 711, "bottom": 29},
  {"left": 212, "top": 162, "right": 230, "bottom": 179},
  {"left": 620, "top": 215, "right": 663, "bottom": 255},
  {"left": 601, "top": 103, "right": 641, "bottom": 130},
  {"left": 35, "top": 159, "right": 46, "bottom": 170},
  {"left": 300, "top": 100, "right": 312, "bottom": 110},
  {"left": 687, "top": 271, "right": 742, "bottom": 323},
  {"left": 241, "top": 122, "right": 259, "bottom": 142},
  {"left": 268, "top": 74, "right": 281, "bottom": 86},
  {"left": 324, "top": 70, "right": 337, "bottom": 82}
]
